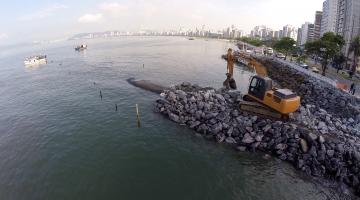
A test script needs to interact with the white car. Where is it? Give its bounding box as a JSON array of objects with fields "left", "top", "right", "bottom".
[
  {"left": 245, "top": 49, "right": 253, "bottom": 54},
  {"left": 275, "top": 53, "right": 286, "bottom": 59},
  {"left": 298, "top": 63, "right": 309, "bottom": 69}
]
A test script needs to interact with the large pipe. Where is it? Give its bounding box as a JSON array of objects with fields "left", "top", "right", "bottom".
[{"left": 127, "top": 78, "right": 168, "bottom": 94}]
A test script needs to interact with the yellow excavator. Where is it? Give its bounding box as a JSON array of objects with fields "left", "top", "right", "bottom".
[
  {"left": 235, "top": 56, "right": 300, "bottom": 120},
  {"left": 233, "top": 52, "right": 300, "bottom": 119},
  {"left": 240, "top": 75, "right": 301, "bottom": 120}
]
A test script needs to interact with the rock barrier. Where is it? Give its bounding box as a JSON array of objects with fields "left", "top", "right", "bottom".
[{"left": 154, "top": 77, "right": 360, "bottom": 196}]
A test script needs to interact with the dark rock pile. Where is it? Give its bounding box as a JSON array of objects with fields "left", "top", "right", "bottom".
[
  {"left": 259, "top": 58, "right": 360, "bottom": 119},
  {"left": 154, "top": 81, "right": 360, "bottom": 197}
]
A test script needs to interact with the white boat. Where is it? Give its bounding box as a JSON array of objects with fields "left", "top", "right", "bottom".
[
  {"left": 24, "top": 55, "right": 47, "bottom": 66},
  {"left": 75, "top": 44, "right": 87, "bottom": 51}
]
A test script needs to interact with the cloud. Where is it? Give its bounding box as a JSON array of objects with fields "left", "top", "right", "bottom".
[
  {"left": 100, "top": 2, "right": 128, "bottom": 13},
  {"left": 0, "top": 33, "right": 8, "bottom": 40},
  {"left": 78, "top": 13, "right": 103, "bottom": 23},
  {"left": 18, "top": 4, "right": 67, "bottom": 21}
]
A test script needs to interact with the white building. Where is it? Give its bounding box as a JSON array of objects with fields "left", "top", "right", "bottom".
[
  {"left": 250, "top": 25, "right": 274, "bottom": 40},
  {"left": 282, "top": 25, "right": 298, "bottom": 41},
  {"left": 336, "top": 0, "right": 360, "bottom": 57},
  {"left": 321, "top": 0, "right": 339, "bottom": 36},
  {"left": 299, "top": 22, "right": 314, "bottom": 46}
]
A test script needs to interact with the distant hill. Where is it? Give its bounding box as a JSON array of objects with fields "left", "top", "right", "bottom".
[{"left": 69, "top": 31, "right": 131, "bottom": 40}]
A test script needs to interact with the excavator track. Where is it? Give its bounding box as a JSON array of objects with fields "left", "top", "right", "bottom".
[{"left": 239, "top": 95, "right": 289, "bottom": 121}]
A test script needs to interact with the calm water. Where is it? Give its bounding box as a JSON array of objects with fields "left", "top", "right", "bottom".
[{"left": 0, "top": 37, "right": 345, "bottom": 200}]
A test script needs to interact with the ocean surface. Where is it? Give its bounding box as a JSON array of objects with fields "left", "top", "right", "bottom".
[{"left": 0, "top": 37, "right": 345, "bottom": 200}]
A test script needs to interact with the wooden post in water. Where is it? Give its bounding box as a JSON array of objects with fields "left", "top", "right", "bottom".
[{"left": 135, "top": 104, "right": 141, "bottom": 128}]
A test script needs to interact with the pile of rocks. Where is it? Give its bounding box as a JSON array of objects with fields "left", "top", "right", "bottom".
[
  {"left": 154, "top": 82, "right": 360, "bottom": 196},
  {"left": 259, "top": 58, "right": 360, "bottom": 119}
]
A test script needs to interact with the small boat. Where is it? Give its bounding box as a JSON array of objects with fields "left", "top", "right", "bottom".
[
  {"left": 75, "top": 44, "right": 87, "bottom": 51},
  {"left": 188, "top": 38, "right": 195, "bottom": 41},
  {"left": 24, "top": 55, "right": 47, "bottom": 66}
]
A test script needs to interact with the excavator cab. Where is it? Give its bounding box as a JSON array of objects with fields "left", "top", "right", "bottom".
[{"left": 248, "top": 76, "right": 273, "bottom": 100}]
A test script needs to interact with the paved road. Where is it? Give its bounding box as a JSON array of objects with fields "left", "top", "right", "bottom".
[{"left": 236, "top": 41, "right": 360, "bottom": 97}]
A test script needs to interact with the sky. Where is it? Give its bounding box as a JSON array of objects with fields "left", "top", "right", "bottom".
[{"left": 0, "top": 0, "right": 324, "bottom": 45}]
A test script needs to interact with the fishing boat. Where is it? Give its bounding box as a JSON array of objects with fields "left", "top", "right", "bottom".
[
  {"left": 188, "top": 38, "right": 195, "bottom": 40},
  {"left": 75, "top": 44, "right": 87, "bottom": 51},
  {"left": 24, "top": 55, "right": 47, "bottom": 66}
]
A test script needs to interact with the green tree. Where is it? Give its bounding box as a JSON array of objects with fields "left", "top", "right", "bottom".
[
  {"left": 332, "top": 53, "right": 346, "bottom": 73},
  {"left": 349, "top": 35, "right": 360, "bottom": 73},
  {"left": 305, "top": 32, "right": 345, "bottom": 76},
  {"left": 273, "top": 37, "right": 296, "bottom": 60},
  {"left": 238, "top": 37, "right": 263, "bottom": 47}
]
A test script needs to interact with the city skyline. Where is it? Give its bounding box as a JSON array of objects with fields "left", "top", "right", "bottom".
[{"left": 0, "top": 0, "right": 324, "bottom": 45}]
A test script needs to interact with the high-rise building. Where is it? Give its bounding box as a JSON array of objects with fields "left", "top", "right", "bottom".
[
  {"left": 299, "top": 22, "right": 315, "bottom": 46},
  {"left": 274, "top": 31, "right": 280, "bottom": 39},
  {"left": 321, "top": 0, "right": 339, "bottom": 36},
  {"left": 308, "top": 24, "right": 316, "bottom": 42},
  {"left": 250, "top": 25, "right": 273, "bottom": 40},
  {"left": 297, "top": 28, "right": 302, "bottom": 46},
  {"left": 279, "top": 30, "right": 284, "bottom": 38},
  {"left": 314, "top": 11, "right": 323, "bottom": 40},
  {"left": 336, "top": 0, "right": 360, "bottom": 56},
  {"left": 282, "top": 25, "right": 298, "bottom": 41}
]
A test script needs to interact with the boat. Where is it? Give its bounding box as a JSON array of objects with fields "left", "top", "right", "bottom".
[
  {"left": 24, "top": 55, "right": 47, "bottom": 66},
  {"left": 188, "top": 38, "right": 195, "bottom": 40},
  {"left": 75, "top": 44, "right": 87, "bottom": 51}
]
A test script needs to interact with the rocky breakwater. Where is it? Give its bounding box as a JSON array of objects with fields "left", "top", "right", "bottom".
[{"left": 154, "top": 82, "right": 360, "bottom": 197}]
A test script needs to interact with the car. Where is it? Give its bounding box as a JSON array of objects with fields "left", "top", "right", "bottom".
[
  {"left": 298, "top": 63, "right": 309, "bottom": 69},
  {"left": 266, "top": 48, "right": 274, "bottom": 55},
  {"left": 275, "top": 53, "right": 286, "bottom": 59},
  {"left": 245, "top": 49, "right": 253, "bottom": 54},
  {"left": 311, "top": 67, "right": 320, "bottom": 73}
]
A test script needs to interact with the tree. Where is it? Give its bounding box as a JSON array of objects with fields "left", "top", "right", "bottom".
[
  {"left": 332, "top": 53, "right": 346, "bottom": 73},
  {"left": 305, "top": 32, "right": 345, "bottom": 76},
  {"left": 349, "top": 35, "right": 360, "bottom": 74},
  {"left": 273, "top": 37, "right": 296, "bottom": 60},
  {"left": 238, "top": 37, "right": 263, "bottom": 47}
]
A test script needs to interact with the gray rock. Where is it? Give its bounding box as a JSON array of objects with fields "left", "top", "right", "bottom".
[
  {"left": 309, "top": 146, "right": 317, "bottom": 157},
  {"left": 327, "top": 150, "right": 335, "bottom": 157},
  {"left": 242, "top": 133, "right": 255, "bottom": 144},
  {"left": 263, "top": 154, "right": 271, "bottom": 160},
  {"left": 275, "top": 143, "right": 288, "bottom": 151},
  {"left": 308, "top": 132, "right": 318, "bottom": 141},
  {"left": 263, "top": 125, "right": 272, "bottom": 133},
  {"left": 251, "top": 116, "right": 258, "bottom": 122},
  {"left": 300, "top": 139, "right": 308, "bottom": 153},
  {"left": 216, "top": 134, "right": 226, "bottom": 143},
  {"left": 246, "top": 127, "right": 253, "bottom": 133},
  {"left": 215, "top": 94, "right": 225, "bottom": 102},
  {"left": 236, "top": 146, "right": 247, "bottom": 152},
  {"left": 255, "top": 134, "right": 264, "bottom": 142},
  {"left": 336, "top": 144, "right": 344, "bottom": 153},
  {"left": 318, "top": 122, "right": 327, "bottom": 130},
  {"left": 169, "top": 113, "right": 180, "bottom": 123},
  {"left": 227, "top": 127, "right": 234, "bottom": 136},
  {"left": 190, "top": 121, "right": 201, "bottom": 129},
  {"left": 349, "top": 118, "right": 355, "bottom": 123},
  {"left": 232, "top": 110, "right": 239, "bottom": 117},
  {"left": 225, "top": 137, "right": 237, "bottom": 144}
]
